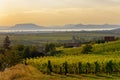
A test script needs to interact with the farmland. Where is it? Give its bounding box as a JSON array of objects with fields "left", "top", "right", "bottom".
[
  {"left": 0, "top": 32, "right": 120, "bottom": 80},
  {"left": 0, "top": 31, "right": 119, "bottom": 45},
  {"left": 1, "top": 64, "right": 120, "bottom": 80},
  {"left": 26, "top": 40, "right": 120, "bottom": 75}
]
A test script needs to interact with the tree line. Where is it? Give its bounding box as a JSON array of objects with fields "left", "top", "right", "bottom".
[{"left": 0, "top": 36, "right": 58, "bottom": 71}]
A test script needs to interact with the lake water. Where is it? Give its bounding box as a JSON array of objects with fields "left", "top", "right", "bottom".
[{"left": 0, "top": 28, "right": 116, "bottom": 33}]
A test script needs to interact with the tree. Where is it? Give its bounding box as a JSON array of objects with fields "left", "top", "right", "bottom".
[
  {"left": 23, "top": 46, "right": 30, "bottom": 58},
  {"left": 3, "top": 36, "right": 11, "bottom": 50},
  {"left": 30, "top": 47, "right": 44, "bottom": 58},
  {"left": 45, "top": 43, "right": 56, "bottom": 52},
  {"left": 81, "top": 44, "right": 93, "bottom": 54},
  {"left": 15, "top": 45, "right": 25, "bottom": 51},
  {"left": 45, "top": 43, "right": 56, "bottom": 56}
]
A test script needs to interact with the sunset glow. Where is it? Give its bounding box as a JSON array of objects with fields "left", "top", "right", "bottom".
[{"left": 0, "top": 0, "right": 120, "bottom": 26}]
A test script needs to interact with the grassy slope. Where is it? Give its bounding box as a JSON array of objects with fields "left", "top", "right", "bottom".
[
  {"left": 25, "top": 40, "right": 120, "bottom": 80},
  {"left": 57, "top": 39, "right": 120, "bottom": 55},
  {"left": 1, "top": 64, "right": 120, "bottom": 80}
]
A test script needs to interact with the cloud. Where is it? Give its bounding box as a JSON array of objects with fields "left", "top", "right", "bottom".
[{"left": 3, "top": 0, "right": 120, "bottom": 10}]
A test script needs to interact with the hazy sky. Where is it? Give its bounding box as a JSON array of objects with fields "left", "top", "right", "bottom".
[{"left": 0, "top": 0, "right": 120, "bottom": 26}]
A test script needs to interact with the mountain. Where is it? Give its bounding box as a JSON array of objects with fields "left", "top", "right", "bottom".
[
  {"left": 2, "top": 23, "right": 120, "bottom": 31},
  {"left": 0, "top": 26, "right": 10, "bottom": 29},
  {"left": 62, "top": 24, "right": 120, "bottom": 29},
  {"left": 8, "top": 23, "right": 45, "bottom": 30},
  {"left": 111, "top": 28, "right": 120, "bottom": 33}
]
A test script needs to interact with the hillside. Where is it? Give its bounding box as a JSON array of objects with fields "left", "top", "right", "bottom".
[
  {"left": 0, "top": 64, "right": 120, "bottom": 80},
  {"left": 1, "top": 40, "right": 120, "bottom": 80},
  {"left": 26, "top": 40, "right": 120, "bottom": 77},
  {"left": 57, "top": 39, "right": 120, "bottom": 55}
]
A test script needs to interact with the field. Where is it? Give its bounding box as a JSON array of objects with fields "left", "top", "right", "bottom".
[
  {"left": 1, "top": 32, "right": 120, "bottom": 80},
  {"left": 0, "top": 31, "right": 119, "bottom": 45},
  {"left": 26, "top": 40, "right": 120, "bottom": 75}
]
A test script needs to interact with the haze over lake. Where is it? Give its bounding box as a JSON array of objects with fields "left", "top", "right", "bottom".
[{"left": 0, "top": 23, "right": 119, "bottom": 33}]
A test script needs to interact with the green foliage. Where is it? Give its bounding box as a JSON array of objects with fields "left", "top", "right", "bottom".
[
  {"left": 23, "top": 46, "right": 30, "bottom": 58},
  {"left": 85, "top": 62, "right": 92, "bottom": 74},
  {"left": 30, "top": 47, "right": 43, "bottom": 57},
  {"left": 3, "top": 36, "right": 11, "bottom": 50},
  {"left": 78, "top": 62, "right": 83, "bottom": 74},
  {"left": 45, "top": 43, "right": 61, "bottom": 56},
  {"left": 26, "top": 52, "right": 120, "bottom": 75},
  {"left": 63, "top": 61, "right": 68, "bottom": 75},
  {"left": 0, "top": 48, "right": 5, "bottom": 54},
  {"left": 106, "top": 60, "right": 114, "bottom": 74},
  {"left": 25, "top": 40, "right": 120, "bottom": 75},
  {"left": 0, "top": 50, "right": 22, "bottom": 71},
  {"left": 47, "top": 60, "right": 52, "bottom": 74},
  {"left": 45, "top": 43, "right": 56, "bottom": 52},
  {"left": 0, "top": 44, "right": 45, "bottom": 71},
  {"left": 81, "top": 44, "right": 93, "bottom": 54},
  {"left": 14, "top": 45, "right": 25, "bottom": 51},
  {"left": 57, "top": 40, "right": 120, "bottom": 56},
  {"left": 94, "top": 61, "right": 100, "bottom": 74},
  {"left": 96, "top": 40, "right": 105, "bottom": 44},
  {"left": 93, "top": 40, "right": 120, "bottom": 54}
]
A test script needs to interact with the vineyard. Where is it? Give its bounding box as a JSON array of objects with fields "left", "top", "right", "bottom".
[{"left": 26, "top": 40, "right": 120, "bottom": 75}]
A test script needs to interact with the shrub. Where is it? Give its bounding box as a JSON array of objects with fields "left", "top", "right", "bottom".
[
  {"left": 78, "top": 62, "right": 83, "bottom": 74},
  {"left": 63, "top": 61, "right": 68, "bottom": 75},
  {"left": 94, "top": 61, "right": 100, "bottom": 74},
  {"left": 106, "top": 60, "right": 114, "bottom": 74},
  {"left": 81, "top": 44, "right": 93, "bottom": 54}
]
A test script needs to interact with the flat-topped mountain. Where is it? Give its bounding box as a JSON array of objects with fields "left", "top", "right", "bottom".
[{"left": 8, "top": 23, "right": 45, "bottom": 30}]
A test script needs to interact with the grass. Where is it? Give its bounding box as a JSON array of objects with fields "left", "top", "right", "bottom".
[{"left": 1, "top": 64, "right": 120, "bottom": 80}]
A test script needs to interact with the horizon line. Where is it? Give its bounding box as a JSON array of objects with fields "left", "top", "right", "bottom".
[{"left": 0, "top": 23, "right": 120, "bottom": 27}]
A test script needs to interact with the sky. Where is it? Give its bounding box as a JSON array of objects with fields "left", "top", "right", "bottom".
[{"left": 0, "top": 0, "right": 120, "bottom": 26}]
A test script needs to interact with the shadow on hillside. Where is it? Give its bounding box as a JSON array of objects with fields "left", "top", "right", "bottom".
[
  {"left": 96, "top": 74, "right": 114, "bottom": 79},
  {"left": 50, "top": 73, "right": 119, "bottom": 80}
]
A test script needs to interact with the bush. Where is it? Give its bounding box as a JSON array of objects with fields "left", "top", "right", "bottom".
[
  {"left": 81, "top": 44, "right": 93, "bottom": 54},
  {"left": 106, "top": 60, "right": 114, "bottom": 74},
  {"left": 78, "top": 62, "right": 83, "bottom": 74},
  {"left": 94, "top": 61, "right": 100, "bottom": 74},
  {"left": 45, "top": 43, "right": 56, "bottom": 53},
  {"left": 63, "top": 61, "right": 68, "bottom": 75}
]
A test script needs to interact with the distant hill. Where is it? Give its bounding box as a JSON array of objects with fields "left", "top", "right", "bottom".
[
  {"left": 1, "top": 23, "right": 120, "bottom": 31},
  {"left": 8, "top": 23, "right": 45, "bottom": 30},
  {"left": 111, "top": 28, "right": 120, "bottom": 33},
  {"left": 0, "top": 26, "right": 10, "bottom": 29},
  {"left": 62, "top": 24, "right": 120, "bottom": 29}
]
